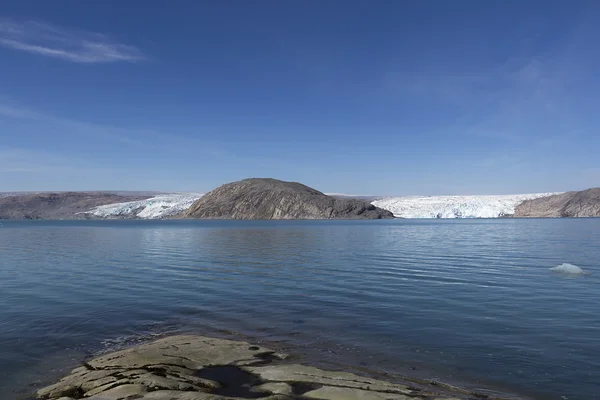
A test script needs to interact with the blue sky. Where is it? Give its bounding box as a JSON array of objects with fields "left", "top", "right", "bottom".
[{"left": 1, "top": 1, "right": 598, "bottom": 195}]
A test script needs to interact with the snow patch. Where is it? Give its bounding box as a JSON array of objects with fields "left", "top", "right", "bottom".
[
  {"left": 550, "top": 263, "right": 586, "bottom": 275},
  {"left": 372, "top": 193, "right": 561, "bottom": 219},
  {"left": 86, "top": 193, "right": 203, "bottom": 219}
]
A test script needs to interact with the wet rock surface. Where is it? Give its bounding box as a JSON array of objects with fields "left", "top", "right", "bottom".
[{"left": 37, "top": 335, "right": 517, "bottom": 400}]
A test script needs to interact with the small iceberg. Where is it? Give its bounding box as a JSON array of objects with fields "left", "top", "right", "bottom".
[{"left": 550, "top": 263, "right": 586, "bottom": 275}]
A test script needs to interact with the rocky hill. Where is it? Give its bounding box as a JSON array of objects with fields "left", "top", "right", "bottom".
[
  {"left": 183, "top": 178, "right": 394, "bottom": 219},
  {"left": 514, "top": 188, "right": 600, "bottom": 218},
  {"left": 0, "top": 192, "right": 151, "bottom": 219}
]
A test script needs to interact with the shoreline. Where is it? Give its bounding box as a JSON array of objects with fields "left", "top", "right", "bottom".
[
  {"left": 191, "top": 328, "right": 532, "bottom": 400},
  {"left": 35, "top": 334, "right": 526, "bottom": 400}
]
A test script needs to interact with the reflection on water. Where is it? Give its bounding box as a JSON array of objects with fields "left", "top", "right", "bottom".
[{"left": 0, "top": 219, "right": 599, "bottom": 400}]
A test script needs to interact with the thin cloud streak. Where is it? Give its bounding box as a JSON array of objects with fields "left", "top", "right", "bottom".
[
  {"left": 0, "top": 147, "right": 81, "bottom": 175},
  {"left": 0, "top": 102, "right": 230, "bottom": 157},
  {"left": 0, "top": 18, "right": 145, "bottom": 63},
  {"left": 384, "top": 15, "right": 594, "bottom": 145}
]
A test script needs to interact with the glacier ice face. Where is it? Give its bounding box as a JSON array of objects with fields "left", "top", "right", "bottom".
[
  {"left": 371, "top": 193, "right": 561, "bottom": 219},
  {"left": 550, "top": 263, "right": 585, "bottom": 275},
  {"left": 86, "top": 193, "right": 203, "bottom": 219},
  {"left": 87, "top": 191, "right": 563, "bottom": 220}
]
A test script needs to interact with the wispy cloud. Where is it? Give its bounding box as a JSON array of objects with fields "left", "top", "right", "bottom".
[
  {"left": 0, "top": 146, "right": 176, "bottom": 191},
  {"left": 0, "top": 103, "right": 31, "bottom": 118},
  {"left": 0, "top": 102, "right": 229, "bottom": 157},
  {"left": 0, "top": 102, "right": 142, "bottom": 145},
  {"left": 384, "top": 14, "right": 596, "bottom": 146},
  {"left": 0, "top": 18, "right": 145, "bottom": 63},
  {"left": 0, "top": 147, "right": 78, "bottom": 174}
]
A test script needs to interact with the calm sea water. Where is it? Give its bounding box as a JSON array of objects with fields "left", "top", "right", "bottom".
[{"left": 0, "top": 219, "right": 598, "bottom": 399}]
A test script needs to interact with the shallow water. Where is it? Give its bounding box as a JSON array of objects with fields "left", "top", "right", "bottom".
[{"left": 0, "top": 219, "right": 598, "bottom": 399}]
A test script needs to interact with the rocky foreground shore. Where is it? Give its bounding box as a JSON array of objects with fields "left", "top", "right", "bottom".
[{"left": 37, "top": 335, "right": 517, "bottom": 400}]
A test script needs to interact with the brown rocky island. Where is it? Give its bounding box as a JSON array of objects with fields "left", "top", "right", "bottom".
[
  {"left": 182, "top": 178, "right": 394, "bottom": 220},
  {"left": 37, "top": 335, "right": 517, "bottom": 400}
]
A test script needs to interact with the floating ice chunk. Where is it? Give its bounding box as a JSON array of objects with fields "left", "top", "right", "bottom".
[{"left": 550, "top": 263, "right": 585, "bottom": 275}]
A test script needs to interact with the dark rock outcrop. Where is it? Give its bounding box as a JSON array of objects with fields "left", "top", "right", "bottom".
[
  {"left": 514, "top": 188, "right": 600, "bottom": 218},
  {"left": 183, "top": 178, "right": 394, "bottom": 220},
  {"left": 0, "top": 192, "right": 151, "bottom": 220}
]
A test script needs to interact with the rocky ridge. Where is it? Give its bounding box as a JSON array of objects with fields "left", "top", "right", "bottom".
[
  {"left": 183, "top": 178, "right": 394, "bottom": 220},
  {"left": 0, "top": 192, "right": 152, "bottom": 220},
  {"left": 514, "top": 188, "right": 600, "bottom": 218},
  {"left": 37, "top": 335, "right": 516, "bottom": 400}
]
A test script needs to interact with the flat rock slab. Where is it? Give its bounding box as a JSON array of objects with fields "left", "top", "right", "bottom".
[{"left": 37, "top": 335, "right": 515, "bottom": 400}]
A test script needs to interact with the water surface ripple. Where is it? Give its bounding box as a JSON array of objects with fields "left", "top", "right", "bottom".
[{"left": 0, "top": 219, "right": 598, "bottom": 399}]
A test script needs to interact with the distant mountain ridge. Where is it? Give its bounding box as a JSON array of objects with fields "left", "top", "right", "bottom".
[
  {"left": 0, "top": 192, "right": 151, "bottom": 220},
  {"left": 1, "top": 185, "right": 599, "bottom": 220},
  {"left": 182, "top": 178, "right": 394, "bottom": 220}
]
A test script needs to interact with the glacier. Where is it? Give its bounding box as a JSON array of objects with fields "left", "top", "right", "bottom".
[
  {"left": 86, "top": 193, "right": 203, "bottom": 219},
  {"left": 84, "top": 191, "right": 561, "bottom": 220},
  {"left": 371, "top": 192, "right": 561, "bottom": 219}
]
